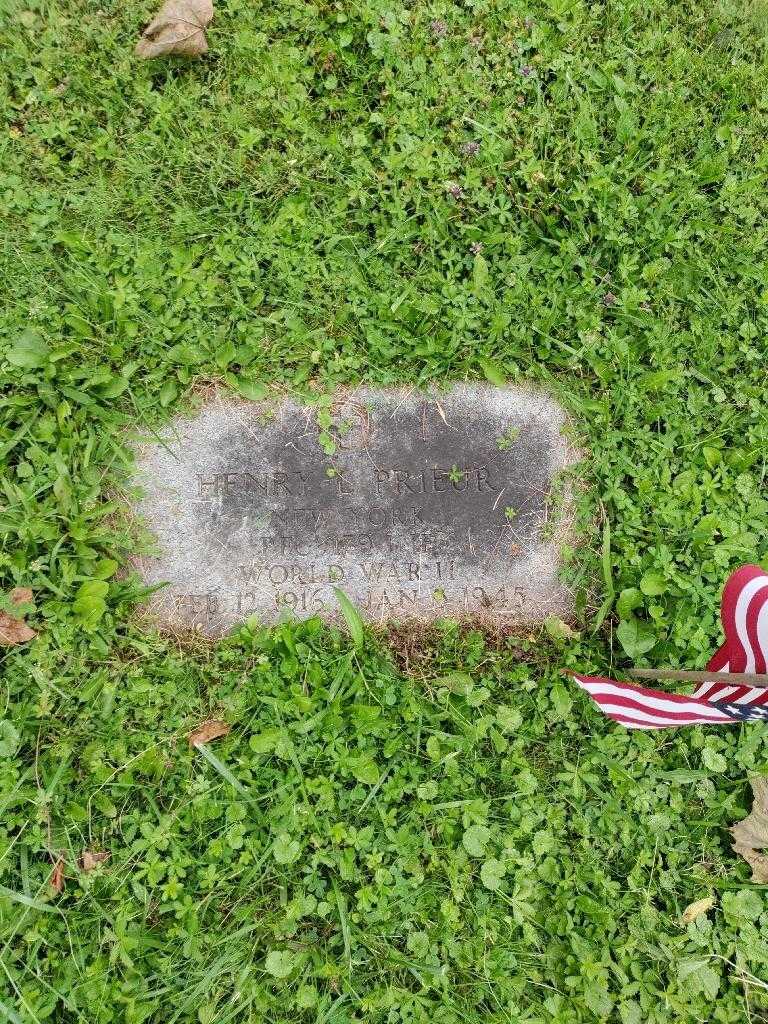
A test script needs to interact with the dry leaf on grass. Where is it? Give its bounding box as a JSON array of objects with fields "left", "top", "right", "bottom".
[
  {"left": 188, "top": 719, "right": 230, "bottom": 747},
  {"left": 681, "top": 896, "right": 715, "bottom": 925},
  {"left": 81, "top": 851, "right": 110, "bottom": 872},
  {"left": 731, "top": 776, "right": 768, "bottom": 882},
  {"left": 51, "top": 857, "right": 65, "bottom": 894},
  {"left": 0, "top": 588, "right": 36, "bottom": 646},
  {"left": 135, "top": 0, "right": 213, "bottom": 59}
]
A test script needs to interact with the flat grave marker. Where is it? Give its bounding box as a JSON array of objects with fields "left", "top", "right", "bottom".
[{"left": 129, "top": 384, "right": 577, "bottom": 636}]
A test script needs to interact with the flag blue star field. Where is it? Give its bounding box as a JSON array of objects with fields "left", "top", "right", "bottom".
[{"left": 571, "top": 565, "right": 768, "bottom": 729}]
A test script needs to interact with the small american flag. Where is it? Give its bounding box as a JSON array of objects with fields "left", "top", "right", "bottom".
[{"left": 572, "top": 565, "right": 768, "bottom": 729}]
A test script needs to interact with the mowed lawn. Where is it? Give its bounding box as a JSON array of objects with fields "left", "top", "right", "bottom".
[{"left": 2, "top": 0, "right": 768, "bottom": 1020}]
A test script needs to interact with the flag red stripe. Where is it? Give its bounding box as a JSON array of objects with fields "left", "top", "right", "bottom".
[
  {"left": 746, "top": 586, "right": 768, "bottom": 674},
  {"left": 605, "top": 713, "right": 661, "bottom": 729},
  {"left": 585, "top": 690, "right": 734, "bottom": 723},
  {"left": 693, "top": 675, "right": 728, "bottom": 700},
  {"left": 720, "top": 565, "right": 766, "bottom": 672},
  {"left": 573, "top": 673, "right": 732, "bottom": 706},
  {"left": 571, "top": 675, "right": 740, "bottom": 729},
  {"left": 720, "top": 566, "right": 754, "bottom": 671},
  {"left": 599, "top": 706, "right": 731, "bottom": 728},
  {"left": 740, "top": 688, "right": 768, "bottom": 706},
  {"left": 570, "top": 565, "right": 768, "bottom": 730},
  {"left": 707, "top": 642, "right": 730, "bottom": 673},
  {"left": 696, "top": 567, "right": 768, "bottom": 703}
]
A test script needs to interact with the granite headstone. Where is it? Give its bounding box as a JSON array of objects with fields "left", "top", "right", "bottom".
[{"left": 129, "top": 385, "right": 577, "bottom": 635}]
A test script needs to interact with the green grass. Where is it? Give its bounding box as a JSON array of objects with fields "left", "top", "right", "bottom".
[{"left": 2, "top": 0, "right": 768, "bottom": 1019}]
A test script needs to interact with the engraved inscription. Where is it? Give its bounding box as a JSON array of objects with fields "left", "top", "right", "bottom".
[{"left": 130, "top": 385, "right": 577, "bottom": 635}]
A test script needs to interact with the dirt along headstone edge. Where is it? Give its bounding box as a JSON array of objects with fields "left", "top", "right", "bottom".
[{"left": 126, "top": 383, "right": 583, "bottom": 638}]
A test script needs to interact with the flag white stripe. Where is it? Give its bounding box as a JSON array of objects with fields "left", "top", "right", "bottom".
[
  {"left": 740, "top": 689, "right": 768, "bottom": 706},
  {"left": 692, "top": 663, "right": 768, "bottom": 707},
  {"left": 572, "top": 568, "right": 768, "bottom": 730},
  {"left": 593, "top": 704, "right": 733, "bottom": 729},
  {"left": 575, "top": 679, "right": 734, "bottom": 720},
  {"left": 731, "top": 686, "right": 768, "bottom": 705},
  {"left": 757, "top": 599, "right": 768, "bottom": 673},
  {"left": 692, "top": 664, "right": 730, "bottom": 700},
  {"left": 709, "top": 685, "right": 740, "bottom": 701},
  {"left": 734, "top": 576, "right": 768, "bottom": 673},
  {"left": 694, "top": 683, "right": 724, "bottom": 700}
]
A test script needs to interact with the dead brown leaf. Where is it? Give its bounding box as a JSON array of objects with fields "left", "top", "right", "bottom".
[
  {"left": 681, "top": 896, "right": 715, "bottom": 926},
  {"left": 81, "top": 850, "right": 110, "bottom": 872},
  {"left": 188, "top": 719, "right": 230, "bottom": 747},
  {"left": 0, "top": 588, "right": 36, "bottom": 646},
  {"left": 135, "top": 0, "right": 213, "bottom": 59},
  {"left": 731, "top": 776, "right": 768, "bottom": 883},
  {"left": 51, "top": 857, "right": 65, "bottom": 894}
]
